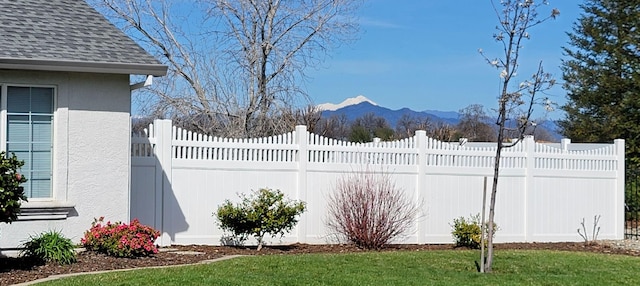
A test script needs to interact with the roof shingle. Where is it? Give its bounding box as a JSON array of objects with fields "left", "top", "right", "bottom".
[{"left": 0, "top": 0, "right": 167, "bottom": 76}]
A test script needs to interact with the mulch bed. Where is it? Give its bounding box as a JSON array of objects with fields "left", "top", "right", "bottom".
[{"left": 1, "top": 242, "right": 637, "bottom": 285}]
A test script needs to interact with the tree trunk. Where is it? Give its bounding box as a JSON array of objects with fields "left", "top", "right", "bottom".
[
  {"left": 485, "top": 93, "right": 508, "bottom": 273},
  {"left": 485, "top": 142, "right": 502, "bottom": 272},
  {"left": 257, "top": 236, "right": 264, "bottom": 251}
]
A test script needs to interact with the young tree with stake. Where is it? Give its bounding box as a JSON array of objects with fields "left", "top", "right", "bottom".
[{"left": 479, "top": 0, "right": 559, "bottom": 272}]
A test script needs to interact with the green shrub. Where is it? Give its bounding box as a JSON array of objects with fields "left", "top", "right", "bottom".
[
  {"left": 20, "top": 230, "right": 77, "bottom": 265},
  {"left": 215, "top": 188, "right": 306, "bottom": 251},
  {"left": 0, "top": 152, "right": 28, "bottom": 224},
  {"left": 451, "top": 214, "right": 497, "bottom": 249},
  {"left": 81, "top": 217, "right": 160, "bottom": 258}
]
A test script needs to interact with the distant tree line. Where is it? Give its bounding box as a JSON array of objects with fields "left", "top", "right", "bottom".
[
  {"left": 311, "top": 104, "right": 555, "bottom": 143},
  {"left": 134, "top": 103, "right": 557, "bottom": 143}
]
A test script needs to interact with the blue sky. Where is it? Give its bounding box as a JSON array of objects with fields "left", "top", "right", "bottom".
[{"left": 304, "top": 1, "right": 582, "bottom": 119}]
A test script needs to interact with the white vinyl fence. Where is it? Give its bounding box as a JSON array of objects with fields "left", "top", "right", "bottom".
[{"left": 131, "top": 119, "right": 625, "bottom": 246}]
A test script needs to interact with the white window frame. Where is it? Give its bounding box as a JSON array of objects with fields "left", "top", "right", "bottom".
[{"left": 0, "top": 83, "right": 73, "bottom": 220}]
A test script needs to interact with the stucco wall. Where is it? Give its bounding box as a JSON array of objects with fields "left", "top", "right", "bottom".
[{"left": 0, "top": 70, "right": 131, "bottom": 250}]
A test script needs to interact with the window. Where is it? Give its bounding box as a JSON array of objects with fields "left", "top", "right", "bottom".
[{"left": 4, "top": 86, "right": 54, "bottom": 198}]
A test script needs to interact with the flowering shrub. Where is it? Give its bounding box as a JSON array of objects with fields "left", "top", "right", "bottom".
[
  {"left": 0, "top": 152, "right": 28, "bottom": 224},
  {"left": 81, "top": 217, "right": 160, "bottom": 258}
]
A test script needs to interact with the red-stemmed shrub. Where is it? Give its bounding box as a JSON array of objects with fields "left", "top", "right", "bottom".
[
  {"left": 326, "top": 168, "right": 422, "bottom": 249},
  {"left": 81, "top": 217, "right": 160, "bottom": 258}
]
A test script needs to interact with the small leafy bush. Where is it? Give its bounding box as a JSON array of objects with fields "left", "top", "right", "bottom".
[
  {"left": 81, "top": 217, "right": 160, "bottom": 258},
  {"left": 0, "top": 152, "right": 28, "bottom": 224},
  {"left": 326, "top": 169, "right": 421, "bottom": 250},
  {"left": 20, "top": 230, "right": 77, "bottom": 265},
  {"left": 215, "top": 188, "right": 306, "bottom": 251},
  {"left": 451, "top": 214, "right": 497, "bottom": 249}
]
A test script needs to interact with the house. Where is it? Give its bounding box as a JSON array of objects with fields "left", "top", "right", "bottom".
[{"left": 0, "top": 0, "right": 167, "bottom": 250}]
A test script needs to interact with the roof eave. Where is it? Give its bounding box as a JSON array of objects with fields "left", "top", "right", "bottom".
[{"left": 0, "top": 58, "right": 168, "bottom": 77}]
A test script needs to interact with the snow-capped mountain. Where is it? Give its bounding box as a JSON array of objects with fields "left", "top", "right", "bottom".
[
  {"left": 316, "top": 95, "right": 378, "bottom": 111},
  {"left": 317, "top": 95, "right": 459, "bottom": 126}
]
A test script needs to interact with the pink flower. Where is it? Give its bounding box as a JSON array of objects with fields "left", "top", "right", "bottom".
[{"left": 84, "top": 216, "right": 160, "bottom": 257}]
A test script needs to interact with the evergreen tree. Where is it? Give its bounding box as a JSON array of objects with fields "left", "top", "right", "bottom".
[
  {"left": 348, "top": 113, "right": 394, "bottom": 142},
  {"left": 559, "top": 0, "right": 640, "bottom": 167}
]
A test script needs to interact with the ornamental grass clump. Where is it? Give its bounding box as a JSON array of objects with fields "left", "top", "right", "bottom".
[
  {"left": 81, "top": 217, "right": 160, "bottom": 258},
  {"left": 20, "top": 230, "right": 77, "bottom": 265}
]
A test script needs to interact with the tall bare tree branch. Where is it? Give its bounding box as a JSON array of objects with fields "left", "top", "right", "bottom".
[{"left": 93, "top": 0, "right": 360, "bottom": 137}]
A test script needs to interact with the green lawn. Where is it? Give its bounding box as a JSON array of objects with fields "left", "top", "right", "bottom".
[{"left": 38, "top": 250, "right": 640, "bottom": 285}]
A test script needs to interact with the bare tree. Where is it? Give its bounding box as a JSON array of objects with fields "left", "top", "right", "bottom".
[
  {"left": 429, "top": 122, "right": 458, "bottom": 142},
  {"left": 279, "top": 104, "right": 323, "bottom": 133},
  {"left": 394, "top": 113, "right": 458, "bottom": 142},
  {"left": 93, "top": 0, "right": 360, "bottom": 137},
  {"left": 457, "top": 104, "right": 497, "bottom": 142},
  {"left": 479, "top": 0, "right": 558, "bottom": 272},
  {"left": 395, "top": 113, "right": 432, "bottom": 139},
  {"left": 315, "top": 114, "right": 350, "bottom": 140}
]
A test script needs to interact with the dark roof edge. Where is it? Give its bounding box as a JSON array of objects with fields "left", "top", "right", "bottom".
[{"left": 0, "top": 58, "right": 168, "bottom": 76}]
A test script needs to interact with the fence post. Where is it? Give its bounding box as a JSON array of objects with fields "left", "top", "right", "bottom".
[
  {"left": 561, "top": 138, "right": 571, "bottom": 151},
  {"left": 524, "top": 135, "right": 535, "bottom": 241},
  {"left": 561, "top": 139, "right": 571, "bottom": 170},
  {"left": 154, "top": 119, "right": 173, "bottom": 246},
  {"left": 295, "top": 125, "right": 308, "bottom": 243},
  {"left": 415, "top": 130, "right": 427, "bottom": 243},
  {"left": 615, "top": 139, "right": 625, "bottom": 239}
]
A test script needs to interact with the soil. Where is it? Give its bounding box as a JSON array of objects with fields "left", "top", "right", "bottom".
[{"left": 1, "top": 241, "right": 638, "bottom": 285}]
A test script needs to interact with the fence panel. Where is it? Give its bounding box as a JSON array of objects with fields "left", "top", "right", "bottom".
[
  {"left": 131, "top": 119, "right": 626, "bottom": 246},
  {"left": 131, "top": 130, "right": 158, "bottom": 230}
]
